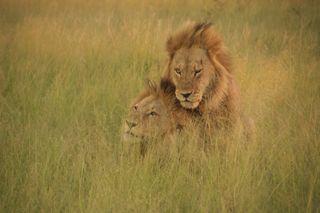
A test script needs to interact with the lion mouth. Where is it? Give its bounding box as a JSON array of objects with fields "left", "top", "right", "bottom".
[
  {"left": 180, "top": 100, "right": 200, "bottom": 109},
  {"left": 123, "top": 131, "right": 143, "bottom": 141},
  {"left": 126, "top": 131, "right": 140, "bottom": 138},
  {"left": 176, "top": 93, "right": 202, "bottom": 109}
]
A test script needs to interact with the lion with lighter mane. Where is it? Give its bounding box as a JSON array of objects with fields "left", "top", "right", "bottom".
[
  {"left": 123, "top": 80, "right": 199, "bottom": 142},
  {"left": 163, "top": 21, "right": 240, "bottom": 129}
]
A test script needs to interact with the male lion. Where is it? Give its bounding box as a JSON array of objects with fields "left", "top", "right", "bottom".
[
  {"left": 123, "top": 80, "right": 199, "bottom": 142},
  {"left": 163, "top": 22, "right": 240, "bottom": 129}
]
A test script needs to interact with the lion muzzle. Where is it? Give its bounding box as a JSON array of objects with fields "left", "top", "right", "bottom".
[{"left": 175, "top": 90, "right": 202, "bottom": 109}]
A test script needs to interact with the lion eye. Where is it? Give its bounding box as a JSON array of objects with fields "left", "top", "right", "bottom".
[
  {"left": 194, "top": 69, "right": 202, "bottom": 76},
  {"left": 174, "top": 68, "right": 181, "bottom": 75},
  {"left": 148, "top": 111, "right": 158, "bottom": 116}
]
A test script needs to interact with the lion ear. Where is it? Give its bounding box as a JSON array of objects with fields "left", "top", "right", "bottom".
[{"left": 145, "top": 79, "right": 157, "bottom": 92}]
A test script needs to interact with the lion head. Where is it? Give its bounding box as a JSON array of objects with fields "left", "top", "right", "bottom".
[
  {"left": 123, "top": 79, "right": 200, "bottom": 141},
  {"left": 123, "top": 81, "right": 176, "bottom": 141},
  {"left": 164, "top": 22, "right": 235, "bottom": 113}
]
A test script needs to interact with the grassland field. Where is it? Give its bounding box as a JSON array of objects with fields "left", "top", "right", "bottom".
[{"left": 0, "top": 0, "right": 320, "bottom": 212}]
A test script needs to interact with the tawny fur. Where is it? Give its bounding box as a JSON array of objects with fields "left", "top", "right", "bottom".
[
  {"left": 163, "top": 21, "right": 241, "bottom": 130},
  {"left": 123, "top": 79, "right": 200, "bottom": 141}
]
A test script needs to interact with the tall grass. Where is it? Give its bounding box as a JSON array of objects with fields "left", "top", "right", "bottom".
[{"left": 0, "top": 0, "right": 319, "bottom": 212}]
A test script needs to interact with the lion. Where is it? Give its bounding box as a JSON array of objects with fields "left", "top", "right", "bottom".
[
  {"left": 122, "top": 78, "right": 253, "bottom": 155},
  {"left": 123, "top": 79, "right": 200, "bottom": 142},
  {"left": 163, "top": 22, "right": 241, "bottom": 130}
]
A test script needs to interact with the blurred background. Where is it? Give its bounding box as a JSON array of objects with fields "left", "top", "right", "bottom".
[{"left": 0, "top": 0, "right": 319, "bottom": 212}]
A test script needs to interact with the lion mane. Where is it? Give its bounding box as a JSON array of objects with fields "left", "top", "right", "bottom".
[
  {"left": 163, "top": 21, "right": 240, "bottom": 128},
  {"left": 123, "top": 78, "right": 201, "bottom": 143}
]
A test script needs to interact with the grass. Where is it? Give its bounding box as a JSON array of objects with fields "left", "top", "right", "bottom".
[{"left": 0, "top": 0, "right": 319, "bottom": 212}]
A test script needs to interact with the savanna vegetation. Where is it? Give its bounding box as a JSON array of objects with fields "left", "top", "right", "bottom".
[{"left": 0, "top": 0, "right": 319, "bottom": 212}]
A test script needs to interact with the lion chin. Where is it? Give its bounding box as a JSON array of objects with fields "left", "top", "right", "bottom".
[{"left": 180, "top": 101, "right": 200, "bottom": 109}]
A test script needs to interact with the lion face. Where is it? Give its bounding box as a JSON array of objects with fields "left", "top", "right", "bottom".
[
  {"left": 123, "top": 92, "right": 173, "bottom": 141},
  {"left": 169, "top": 47, "right": 215, "bottom": 109}
]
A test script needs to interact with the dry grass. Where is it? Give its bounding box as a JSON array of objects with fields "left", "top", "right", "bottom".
[{"left": 0, "top": 0, "right": 319, "bottom": 212}]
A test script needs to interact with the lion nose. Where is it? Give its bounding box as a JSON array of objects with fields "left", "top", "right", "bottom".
[
  {"left": 181, "top": 92, "right": 192, "bottom": 99},
  {"left": 126, "top": 120, "right": 137, "bottom": 129}
]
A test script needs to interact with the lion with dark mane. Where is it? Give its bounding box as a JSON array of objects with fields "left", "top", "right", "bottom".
[{"left": 163, "top": 21, "right": 240, "bottom": 130}]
